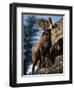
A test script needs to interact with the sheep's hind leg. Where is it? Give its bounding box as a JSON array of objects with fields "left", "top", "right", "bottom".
[{"left": 39, "top": 59, "right": 41, "bottom": 69}]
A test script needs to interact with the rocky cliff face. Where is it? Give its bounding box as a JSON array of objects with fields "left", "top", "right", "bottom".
[{"left": 51, "top": 18, "right": 63, "bottom": 45}]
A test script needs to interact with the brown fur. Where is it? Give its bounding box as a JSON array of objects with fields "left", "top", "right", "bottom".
[{"left": 32, "top": 30, "right": 52, "bottom": 74}]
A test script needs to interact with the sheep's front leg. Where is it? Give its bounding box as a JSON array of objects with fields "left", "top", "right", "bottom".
[{"left": 32, "top": 60, "right": 37, "bottom": 74}]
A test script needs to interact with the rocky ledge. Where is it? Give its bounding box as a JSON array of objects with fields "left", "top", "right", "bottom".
[{"left": 36, "top": 55, "right": 63, "bottom": 74}]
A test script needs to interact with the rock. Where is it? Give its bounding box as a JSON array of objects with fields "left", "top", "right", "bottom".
[{"left": 37, "top": 55, "right": 63, "bottom": 74}]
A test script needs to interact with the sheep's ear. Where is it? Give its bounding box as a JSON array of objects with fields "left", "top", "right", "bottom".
[{"left": 48, "top": 17, "right": 52, "bottom": 24}]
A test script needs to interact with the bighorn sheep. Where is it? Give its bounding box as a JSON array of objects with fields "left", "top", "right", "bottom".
[{"left": 32, "top": 17, "right": 52, "bottom": 74}]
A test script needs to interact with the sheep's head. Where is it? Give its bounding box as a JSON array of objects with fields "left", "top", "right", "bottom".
[{"left": 36, "top": 17, "right": 52, "bottom": 31}]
